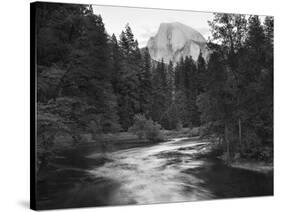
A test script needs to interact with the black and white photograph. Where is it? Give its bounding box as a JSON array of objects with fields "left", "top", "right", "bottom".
[{"left": 30, "top": 2, "right": 273, "bottom": 210}]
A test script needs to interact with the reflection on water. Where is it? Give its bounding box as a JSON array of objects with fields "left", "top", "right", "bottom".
[{"left": 37, "top": 137, "right": 273, "bottom": 209}]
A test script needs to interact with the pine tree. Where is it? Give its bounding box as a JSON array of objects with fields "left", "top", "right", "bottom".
[
  {"left": 139, "top": 48, "right": 153, "bottom": 114},
  {"left": 240, "top": 16, "right": 273, "bottom": 147},
  {"left": 110, "top": 33, "right": 122, "bottom": 93},
  {"left": 116, "top": 24, "right": 142, "bottom": 130},
  {"left": 197, "top": 51, "right": 207, "bottom": 93},
  {"left": 151, "top": 60, "right": 166, "bottom": 122},
  {"left": 173, "top": 56, "right": 201, "bottom": 127},
  {"left": 264, "top": 16, "right": 274, "bottom": 47},
  {"left": 197, "top": 51, "right": 229, "bottom": 150},
  {"left": 207, "top": 13, "right": 248, "bottom": 157}
]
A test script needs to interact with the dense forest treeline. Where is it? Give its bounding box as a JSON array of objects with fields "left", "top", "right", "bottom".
[
  {"left": 36, "top": 3, "right": 273, "bottom": 170},
  {"left": 201, "top": 14, "right": 273, "bottom": 161}
]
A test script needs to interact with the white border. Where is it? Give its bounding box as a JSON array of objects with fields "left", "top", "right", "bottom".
[{"left": 0, "top": 0, "right": 279, "bottom": 211}]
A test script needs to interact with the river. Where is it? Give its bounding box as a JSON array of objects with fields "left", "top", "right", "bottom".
[{"left": 37, "top": 137, "right": 273, "bottom": 209}]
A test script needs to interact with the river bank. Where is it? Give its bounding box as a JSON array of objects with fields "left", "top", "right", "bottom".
[
  {"left": 195, "top": 139, "right": 273, "bottom": 175},
  {"left": 229, "top": 161, "right": 273, "bottom": 174}
]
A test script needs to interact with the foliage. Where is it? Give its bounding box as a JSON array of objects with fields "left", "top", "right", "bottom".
[
  {"left": 174, "top": 55, "right": 206, "bottom": 127},
  {"left": 197, "top": 14, "right": 273, "bottom": 161},
  {"left": 128, "top": 114, "right": 147, "bottom": 139},
  {"left": 151, "top": 59, "right": 171, "bottom": 128}
]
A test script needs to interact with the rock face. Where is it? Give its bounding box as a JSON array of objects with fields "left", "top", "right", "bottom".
[{"left": 147, "top": 22, "right": 209, "bottom": 64}]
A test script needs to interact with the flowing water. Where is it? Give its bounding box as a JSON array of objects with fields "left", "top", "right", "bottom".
[
  {"left": 38, "top": 137, "right": 273, "bottom": 209},
  {"left": 88, "top": 137, "right": 214, "bottom": 205}
]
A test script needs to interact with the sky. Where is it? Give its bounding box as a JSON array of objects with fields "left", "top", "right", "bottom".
[{"left": 93, "top": 5, "right": 215, "bottom": 47}]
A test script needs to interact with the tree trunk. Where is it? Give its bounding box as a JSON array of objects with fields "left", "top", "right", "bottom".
[
  {"left": 224, "top": 123, "right": 230, "bottom": 163},
  {"left": 238, "top": 118, "right": 242, "bottom": 152}
]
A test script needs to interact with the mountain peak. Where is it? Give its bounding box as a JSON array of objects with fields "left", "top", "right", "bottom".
[{"left": 147, "top": 22, "right": 208, "bottom": 64}]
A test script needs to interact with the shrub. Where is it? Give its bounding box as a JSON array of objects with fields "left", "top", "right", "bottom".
[
  {"left": 189, "top": 127, "right": 200, "bottom": 137},
  {"left": 129, "top": 114, "right": 164, "bottom": 142},
  {"left": 176, "top": 121, "right": 183, "bottom": 131},
  {"left": 144, "top": 119, "right": 164, "bottom": 142},
  {"left": 242, "top": 145, "right": 273, "bottom": 162},
  {"left": 128, "top": 114, "right": 147, "bottom": 139}
]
